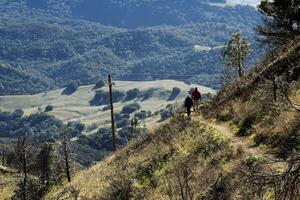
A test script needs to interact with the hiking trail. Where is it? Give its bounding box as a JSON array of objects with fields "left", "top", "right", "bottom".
[{"left": 194, "top": 115, "right": 278, "bottom": 162}]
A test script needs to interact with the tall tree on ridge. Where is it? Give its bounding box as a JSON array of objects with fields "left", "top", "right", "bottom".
[
  {"left": 222, "top": 32, "right": 250, "bottom": 82},
  {"left": 257, "top": 0, "right": 300, "bottom": 45}
]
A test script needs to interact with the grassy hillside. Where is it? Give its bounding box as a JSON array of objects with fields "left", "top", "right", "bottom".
[
  {"left": 0, "top": 80, "right": 215, "bottom": 131},
  {"left": 44, "top": 39, "right": 300, "bottom": 200},
  {"left": 203, "top": 37, "right": 300, "bottom": 157},
  {"left": 0, "top": 165, "right": 19, "bottom": 200}
]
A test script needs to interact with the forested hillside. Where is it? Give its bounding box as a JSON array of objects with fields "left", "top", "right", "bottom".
[{"left": 0, "top": 0, "right": 262, "bottom": 95}]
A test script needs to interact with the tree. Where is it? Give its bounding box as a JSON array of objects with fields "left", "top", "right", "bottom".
[
  {"left": 36, "top": 143, "right": 53, "bottom": 186},
  {"left": 62, "top": 134, "right": 71, "bottom": 182},
  {"left": 222, "top": 33, "right": 250, "bottom": 82},
  {"left": 45, "top": 105, "right": 54, "bottom": 112},
  {"left": 257, "top": 0, "right": 300, "bottom": 45},
  {"left": 62, "top": 81, "right": 78, "bottom": 95},
  {"left": 94, "top": 79, "right": 105, "bottom": 89},
  {"left": 1, "top": 142, "right": 5, "bottom": 165},
  {"left": 14, "top": 134, "right": 30, "bottom": 200}
]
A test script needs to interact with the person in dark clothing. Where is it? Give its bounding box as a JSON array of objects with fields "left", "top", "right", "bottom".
[
  {"left": 184, "top": 94, "right": 193, "bottom": 118},
  {"left": 192, "top": 87, "right": 202, "bottom": 112}
]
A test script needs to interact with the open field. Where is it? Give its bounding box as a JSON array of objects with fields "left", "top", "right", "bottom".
[{"left": 0, "top": 80, "right": 215, "bottom": 133}]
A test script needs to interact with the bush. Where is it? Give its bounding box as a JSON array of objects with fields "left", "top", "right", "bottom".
[
  {"left": 66, "top": 121, "right": 85, "bottom": 137},
  {"left": 94, "top": 80, "right": 105, "bottom": 89},
  {"left": 125, "top": 88, "right": 140, "bottom": 101},
  {"left": 160, "top": 109, "right": 172, "bottom": 121},
  {"left": 237, "top": 114, "right": 257, "bottom": 136},
  {"left": 253, "top": 133, "right": 268, "bottom": 146},
  {"left": 90, "top": 90, "right": 125, "bottom": 106},
  {"left": 113, "top": 91, "right": 126, "bottom": 103},
  {"left": 90, "top": 90, "right": 107, "bottom": 106},
  {"left": 217, "top": 110, "right": 233, "bottom": 121},
  {"left": 12, "top": 109, "right": 24, "bottom": 118},
  {"left": 62, "top": 81, "right": 78, "bottom": 95},
  {"left": 121, "top": 103, "right": 141, "bottom": 114},
  {"left": 168, "top": 87, "right": 181, "bottom": 101},
  {"left": 116, "top": 119, "right": 131, "bottom": 128},
  {"left": 135, "top": 110, "right": 148, "bottom": 120},
  {"left": 103, "top": 105, "right": 111, "bottom": 111},
  {"left": 45, "top": 105, "right": 54, "bottom": 112}
]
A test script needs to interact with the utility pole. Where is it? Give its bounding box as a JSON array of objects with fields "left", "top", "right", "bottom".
[
  {"left": 108, "top": 74, "right": 116, "bottom": 151},
  {"left": 63, "top": 134, "right": 71, "bottom": 182}
]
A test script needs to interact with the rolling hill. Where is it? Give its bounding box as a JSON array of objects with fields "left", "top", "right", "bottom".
[
  {"left": 0, "top": 80, "right": 215, "bottom": 132},
  {"left": 0, "top": 0, "right": 262, "bottom": 95}
]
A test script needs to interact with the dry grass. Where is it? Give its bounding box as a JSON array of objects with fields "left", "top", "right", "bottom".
[
  {"left": 0, "top": 166, "right": 19, "bottom": 200},
  {"left": 44, "top": 115, "right": 238, "bottom": 200},
  {"left": 0, "top": 80, "right": 215, "bottom": 133}
]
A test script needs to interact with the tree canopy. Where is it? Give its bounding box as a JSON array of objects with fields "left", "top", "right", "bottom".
[
  {"left": 222, "top": 33, "right": 250, "bottom": 82},
  {"left": 257, "top": 0, "right": 300, "bottom": 45}
]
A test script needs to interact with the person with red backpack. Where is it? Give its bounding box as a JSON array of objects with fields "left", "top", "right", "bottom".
[{"left": 192, "top": 87, "right": 202, "bottom": 112}]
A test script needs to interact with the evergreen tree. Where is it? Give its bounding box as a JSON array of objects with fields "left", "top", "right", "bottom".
[
  {"left": 222, "top": 33, "right": 250, "bottom": 82},
  {"left": 257, "top": 0, "right": 300, "bottom": 45}
]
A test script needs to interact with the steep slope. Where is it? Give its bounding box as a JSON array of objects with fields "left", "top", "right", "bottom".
[
  {"left": 44, "top": 38, "right": 300, "bottom": 200},
  {"left": 0, "top": 165, "right": 19, "bottom": 200},
  {"left": 203, "top": 37, "right": 300, "bottom": 157}
]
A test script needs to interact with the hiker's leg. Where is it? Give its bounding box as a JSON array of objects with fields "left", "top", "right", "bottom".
[
  {"left": 187, "top": 107, "right": 191, "bottom": 118},
  {"left": 195, "top": 100, "right": 199, "bottom": 112}
]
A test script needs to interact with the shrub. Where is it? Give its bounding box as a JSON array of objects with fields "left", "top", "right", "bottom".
[
  {"left": 86, "top": 123, "right": 99, "bottom": 131},
  {"left": 160, "top": 109, "right": 172, "bottom": 121},
  {"left": 45, "top": 105, "right": 54, "bottom": 112},
  {"left": 116, "top": 119, "right": 131, "bottom": 128},
  {"left": 168, "top": 87, "right": 181, "bottom": 101},
  {"left": 115, "top": 112, "right": 123, "bottom": 122},
  {"left": 217, "top": 110, "right": 233, "bottom": 121},
  {"left": 67, "top": 121, "right": 85, "bottom": 137},
  {"left": 90, "top": 90, "right": 107, "bottom": 106},
  {"left": 103, "top": 105, "right": 111, "bottom": 111},
  {"left": 237, "top": 114, "right": 257, "bottom": 136},
  {"left": 94, "top": 80, "right": 105, "bottom": 89},
  {"left": 135, "top": 110, "right": 147, "bottom": 120},
  {"left": 113, "top": 91, "right": 126, "bottom": 103},
  {"left": 253, "top": 133, "right": 268, "bottom": 146},
  {"left": 62, "top": 81, "right": 78, "bottom": 95},
  {"left": 121, "top": 103, "right": 141, "bottom": 114},
  {"left": 12, "top": 109, "right": 24, "bottom": 118},
  {"left": 125, "top": 88, "right": 140, "bottom": 101}
]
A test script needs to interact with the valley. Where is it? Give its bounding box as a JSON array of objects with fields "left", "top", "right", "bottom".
[
  {"left": 1, "top": 0, "right": 300, "bottom": 199},
  {"left": 0, "top": 80, "right": 215, "bottom": 133}
]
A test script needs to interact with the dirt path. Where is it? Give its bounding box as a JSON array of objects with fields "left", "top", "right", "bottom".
[{"left": 194, "top": 115, "right": 276, "bottom": 161}]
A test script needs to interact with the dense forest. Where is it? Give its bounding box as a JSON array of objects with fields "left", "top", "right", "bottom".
[{"left": 0, "top": 0, "right": 262, "bottom": 95}]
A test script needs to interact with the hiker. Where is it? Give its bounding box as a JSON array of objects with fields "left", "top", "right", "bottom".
[
  {"left": 184, "top": 94, "right": 193, "bottom": 118},
  {"left": 192, "top": 87, "right": 202, "bottom": 112}
]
